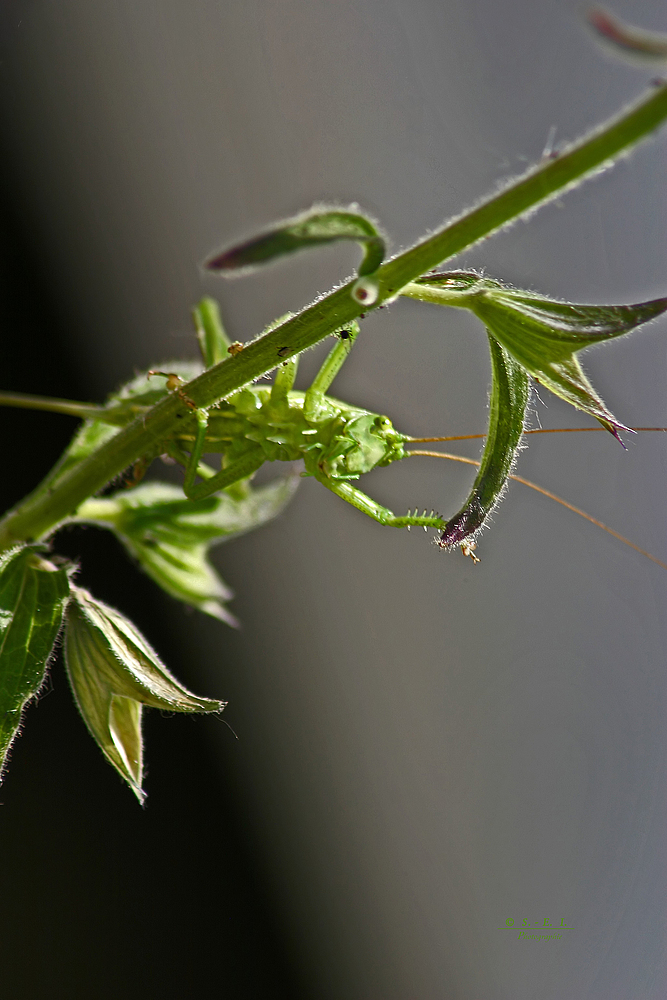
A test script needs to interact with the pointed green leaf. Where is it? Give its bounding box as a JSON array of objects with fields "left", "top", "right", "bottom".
[
  {"left": 469, "top": 288, "right": 667, "bottom": 434},
  {"left": 471, "top": 288, "right": 667, "bottom": 360},
  {"left": 439, "top": 335, "right": 530, "bottom": 548},
  {"left": 0, "top": 547, "right": 70, "bottom": 778},
  {"left": 412, "top": 274, "right": 667, "bottom": 435},
  {"left": 206, "top": 206, "right": 386, "bottom": 277},
  {"left": 64, "top": 586, "right": 225, "bottom": 802},
  {"left": 73, "top": 475, "right": 299, "bottom": 624}
]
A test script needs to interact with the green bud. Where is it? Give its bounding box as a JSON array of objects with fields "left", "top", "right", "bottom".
[
  {"left": 205, "top": 206, "right": 386, "bottom": 278},
  {"left": 64, "top": 586, "right": 224, "bottom": 802}
]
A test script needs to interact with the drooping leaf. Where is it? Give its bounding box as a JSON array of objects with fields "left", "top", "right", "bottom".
[
  {"left": 64, "top": 586, "right": 225, "bottom": 802},
  {"left": 438, "top": 335, "right": 530, "bottom": 548},
  {"left": 0, "top": 546, "right": 70, "bottom": 778},
  {"left": 470, "top": 288, "right": 667, "bottom": 361},
  {"left": 73, "top": 474, "right": 299, "bottom": 624},
  {"left": 206, "top": 206, "right": 386, "bottom": 278}
]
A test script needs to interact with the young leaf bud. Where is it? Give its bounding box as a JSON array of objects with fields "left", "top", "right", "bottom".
[{"left": 64, "top": 586, "right": 225, "bottom": 802}]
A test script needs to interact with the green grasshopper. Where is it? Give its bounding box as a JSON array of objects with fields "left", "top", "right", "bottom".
[
  {"left": 86, "top": 291, "right": 666, "bottom": 569},
  {"left": 4, "top": 288, "right": 667, "bottom": 570},
  {"left": 152, "top": 318, "right": 446, "bottom": 533}
]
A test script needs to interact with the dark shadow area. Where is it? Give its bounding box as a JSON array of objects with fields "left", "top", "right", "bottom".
[{"left": 0, "top": 190, "right": 306, "bottom": 1000}]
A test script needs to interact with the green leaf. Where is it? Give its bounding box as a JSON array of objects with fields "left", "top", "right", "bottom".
[
  {"left": 73, "top": 474, "right": 299, "bottom": 624},
  {"left": 206, "top": 206, "right": 386, "bottom": 278},
  {"left": 411, "top": 274, "right": 667, "bottom": 436},
  {"left": 438, "top": 335, "right": 530, "bottom": 548},
  {"left": 469, "top": 287, "right": 667, "bottom": 435},
  {"left": 0, "top": 546, "right": 70, "bottom": 778},
  {"left": 64, "top": 586, "right": 225, "bottom": 802}
]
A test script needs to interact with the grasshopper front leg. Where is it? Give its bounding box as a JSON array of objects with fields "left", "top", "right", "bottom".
[
  {"left": 318, "top": 476, "right": 446, "bottom": 530},
  {"left": 304, "top": 322, "right": 359, "bottom": 420}
]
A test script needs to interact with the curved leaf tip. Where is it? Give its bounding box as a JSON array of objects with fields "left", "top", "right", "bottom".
[
  {"left": 588, "top": 7, "right": 667, "bottom": 64},
  {"left": 205, "top": 206, "right": 386, "bottom": 278}
]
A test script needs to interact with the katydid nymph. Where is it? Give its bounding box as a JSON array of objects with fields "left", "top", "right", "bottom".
[
  {"left": 3, "top": 288, "right": 665, "bottom": 574},
  {"left": 143, "top": 294, "right": 666, "bottom": 568}
]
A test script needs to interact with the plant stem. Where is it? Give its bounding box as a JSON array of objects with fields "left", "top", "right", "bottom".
[
  {"left": 1, "top": 82, "right": 666, "bottom": 551},
  {"left": 0, "top": 391, "right": 102, "bottom": 420}
]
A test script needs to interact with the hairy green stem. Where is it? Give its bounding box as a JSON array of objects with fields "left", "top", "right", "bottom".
[
  {"left": 1, "top": 82, "right": 666, "bottom": 551},
  {"left": 0, "top": 391, "right": 103, "bottom": 420}
]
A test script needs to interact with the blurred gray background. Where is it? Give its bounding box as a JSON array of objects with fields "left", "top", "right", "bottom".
[{"left": 0, "top": 1, "right": 666, "bottom": 997}]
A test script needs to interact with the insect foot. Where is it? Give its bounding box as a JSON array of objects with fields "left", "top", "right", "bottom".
[
  {"left": 460, "top": 539, "right": 480, "bottom": 564},
  {"left": 147, "top": 371, "right": 198, "bottom": 410}
]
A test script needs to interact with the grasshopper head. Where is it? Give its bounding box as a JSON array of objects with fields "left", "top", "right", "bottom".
[{"left": 321, "top": 412, "right": 406, "bottom": 479}]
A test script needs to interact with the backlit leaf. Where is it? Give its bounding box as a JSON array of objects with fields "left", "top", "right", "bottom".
[
  {"left": 0, "top": 546, "right": 70, "bottom": 778},
  {"left": 64, "top": 586, "right": 224, "bottom": 802},
  {"left": 73, "top": 474, "right": 299, "bottom": 624}
]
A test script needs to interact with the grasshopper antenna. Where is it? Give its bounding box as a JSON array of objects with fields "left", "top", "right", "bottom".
[
  {"left": 406, "top": 427, "right": 667, "bottom": 443},
  {"left": 406, "top": 447, "right": 667, "bottom": 571}
]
